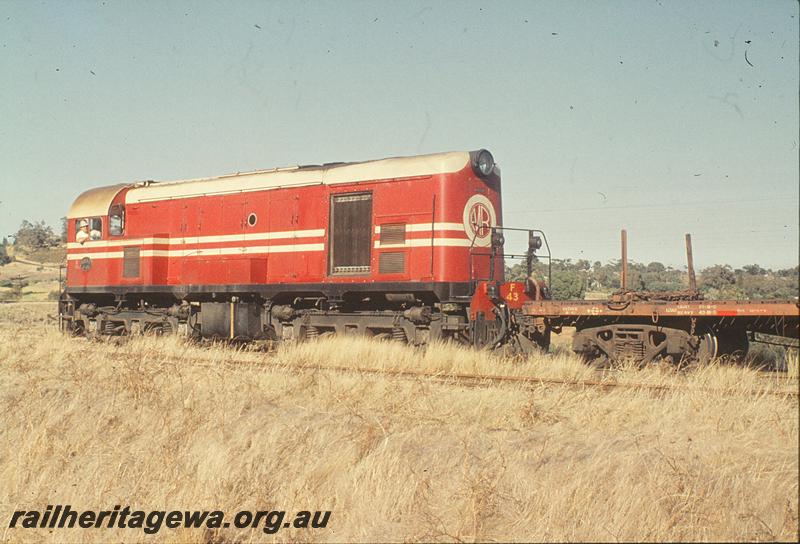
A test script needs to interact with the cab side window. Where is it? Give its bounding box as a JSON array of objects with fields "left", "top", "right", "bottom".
[
  {"left": 75, "top": 219, "right": 89, "bottom": 244},
  {"left": 109, "top": 205, "right": 124, "bottom": 236},
  {"left": 75, "top": 217, "right": 103, "bottom": 244}
]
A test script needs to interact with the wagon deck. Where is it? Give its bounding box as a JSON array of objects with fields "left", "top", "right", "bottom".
[{"left": 522, "top": 298, "right": 800, "bottom": 339}]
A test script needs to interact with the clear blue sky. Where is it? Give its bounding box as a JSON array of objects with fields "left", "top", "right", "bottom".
[{"left": 1, "top": 0, "right": 798, "bottom": 269}]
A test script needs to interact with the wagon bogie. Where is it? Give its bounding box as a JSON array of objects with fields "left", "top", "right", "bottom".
[
  {"left": 524, "top": 301, "right": 797, "bottom": 366},
  {"left": 570, "top": 323, "right": 722, "bottom": 366}
]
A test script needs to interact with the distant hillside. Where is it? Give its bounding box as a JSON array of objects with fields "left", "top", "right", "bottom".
[
  {"left": 0, "top": 256, "right": 61, "bottom": 302},
  {"left": 9, "top": 245, "right": 66, "bottom": 266}
]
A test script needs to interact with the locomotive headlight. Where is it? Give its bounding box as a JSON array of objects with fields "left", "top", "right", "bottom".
[{"left": 471, "top": 149, "right": 495, "bottom": 177}]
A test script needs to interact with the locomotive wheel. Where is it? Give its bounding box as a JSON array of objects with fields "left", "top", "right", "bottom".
[
  {"left": 68, "top": 319, "right": 86, "bottom": 337},
  {"left": 101, "top": 320, "right": 127, "bottom": 336},
  {"left": 143, "top": 321, "right": 173, "bottom": 336}
]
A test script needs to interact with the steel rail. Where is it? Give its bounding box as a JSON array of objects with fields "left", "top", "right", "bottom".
[
  {"left": 5, "top": 330, "right": 797, "bottom": 399},
  {"left": 59, "top": 339, "right": 800, "bottom": 400},
  {"left": 229, "top": 357, "right": 799, "bottom": 399}
]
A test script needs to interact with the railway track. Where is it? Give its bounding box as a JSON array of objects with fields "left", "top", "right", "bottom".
[
  {"left": 4, "top": 327, "right": 797, "bottom": 399},
  {"left": 60, "top": 338, "right": 799, "bottom": 400},
  {"left": 231, "top": 358, "right": 799, "bottom": 399}
]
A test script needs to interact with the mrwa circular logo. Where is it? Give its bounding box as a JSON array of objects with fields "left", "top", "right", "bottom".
[{"left": 462, "top": 195, "right": 497, "bottom": 248}]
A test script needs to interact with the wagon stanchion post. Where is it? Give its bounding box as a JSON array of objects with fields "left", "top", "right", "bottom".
[
  {"left": 620, "top": 229, "right": 628, "bottom": 291},
  {"left": 685, "top": 233, "right": 697, "bottom": 293}
]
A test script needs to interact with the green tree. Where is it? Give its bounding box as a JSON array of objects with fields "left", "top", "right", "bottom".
[
  {"left": 13, "top": 220, "right": 59, "bottom": 249},
  {"left": 741, "top": 264, "right": 766, "bottom": 276},
  {"left": 700, "top": 265, "right": 736, "bottom": 290},
  {"left": 504, "top": 262, "right": 527, "bottom": 282},
  {"left": 509, "top": 257, "right": 795, "bottom": 301},
  {"left": 591, "top": 260, "right": 621, "bottom": 291},
  {"left": 735, "top": 266, "right": 799, "bottom": 300},
  {"left": 550, "top": 270, "right": 586, "bottom": 299},
  {"left": 776, "top": 266, "right": 799, "bottom": 278},
  {"left": 700, "top": 264, "right": 742, "bottom": 299}
]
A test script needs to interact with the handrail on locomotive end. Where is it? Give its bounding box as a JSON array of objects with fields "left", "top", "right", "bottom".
[{"left": 467, "top": 225, "right": 552, "bottom": 293}]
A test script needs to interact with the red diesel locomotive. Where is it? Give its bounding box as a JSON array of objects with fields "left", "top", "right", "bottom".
[{"left": 59, "top": 149, "right": 550, "bottom": 350}]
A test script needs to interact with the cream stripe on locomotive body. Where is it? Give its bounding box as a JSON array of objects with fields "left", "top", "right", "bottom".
[
  {"left": 67, "top": 244, "right": 328, "bottom": 261},
  {"left": 374, "top": 222, "right": 465, "bottom": 234},
  {"left": 67, "top": 240, "right": 475, "bottom": 260},
  {"left": 65, "top": 224, "right": 468, "bottom": 252},
  {"left": 65, "top": 229, "right": 327, "bottom": 249}
]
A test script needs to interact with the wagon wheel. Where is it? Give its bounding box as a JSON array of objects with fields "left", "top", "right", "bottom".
[{"left": 688, "top": 332, "right": 718, "bottom": 365}]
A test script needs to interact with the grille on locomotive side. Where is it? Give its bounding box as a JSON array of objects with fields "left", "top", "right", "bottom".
[
  {"left": 379, "top": 252, "right": 405, "bottom": 274},
  {"left": 379, "top": 224, "right": 406, "bottom": 246},
  {"left": 123, "top": 247, "right": 141, "bottom": 278}
]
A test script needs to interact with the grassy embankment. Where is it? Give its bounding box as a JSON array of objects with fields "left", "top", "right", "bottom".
[
  {"left": 0, "top": 303, "right": 797, "bottom": 542},
  {"left": 0, "top": 247, "right": 64, "bottom": 302}
]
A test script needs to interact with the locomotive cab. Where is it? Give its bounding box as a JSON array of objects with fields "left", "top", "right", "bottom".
[{"left": 67, "top": 185, "right": 130, "bottom": 241}]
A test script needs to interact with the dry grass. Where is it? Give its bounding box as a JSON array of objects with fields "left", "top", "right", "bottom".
[{"left": 0, "top": 303, "right": 797, "bottom": 542}]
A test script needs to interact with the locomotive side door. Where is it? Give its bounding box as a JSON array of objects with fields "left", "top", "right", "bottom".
[
  {"left": 180, "top": 201, "right": 209, "bottom": 286},
  {"left": 222, "top": 199, "right": 247, "bottom": 284},
  {"left": 267, "top": 194, "right": 301, "bottom": 281},
  {"left": 328, "top": 192, "right": 373, "bottom": 276},
  {"left": 171, "top": 202, "right": 195, "bottom": 283}
]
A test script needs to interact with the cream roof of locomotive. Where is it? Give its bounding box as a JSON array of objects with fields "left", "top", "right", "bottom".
[
  {"left": 123, "top": 150, "right": 472, "bottom": 204},
  {"left": 67, "top": 184, "right": 130, "bottom": 219}
]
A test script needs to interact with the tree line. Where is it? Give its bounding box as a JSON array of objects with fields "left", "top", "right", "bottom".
[
  {"left": 506, "top": 258, "right": 799, "bottom": 301},
  {"left": 1, "top": 219, "right": 67, "bottom": 265}
]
